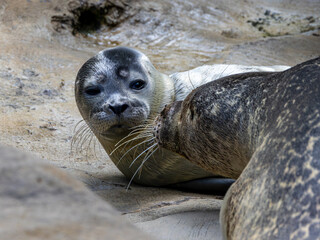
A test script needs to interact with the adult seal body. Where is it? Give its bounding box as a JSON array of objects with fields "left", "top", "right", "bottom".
[
  {"left": 153, "top": 57, "right": 320, "bottom": 239},
  {"left": 75, "top": 46, "right": 289, "bottom": 187}
]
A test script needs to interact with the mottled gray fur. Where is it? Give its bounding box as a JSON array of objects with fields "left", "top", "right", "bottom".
[{"left": 154, "top": 57, "right": 320, "bottom": 239}]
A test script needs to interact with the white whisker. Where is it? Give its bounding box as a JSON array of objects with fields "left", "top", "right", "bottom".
[
  {"left": 110, "top": 133, "right": 153, "bottom": 156},
  {"left": 114, "top": 125, "right": 153, "bottom": 147},
  {"left": 138, "top": 144, "right": 159, "bottom": 179},
  {"left": 116, "top": 137, "right": 155, "bottom": 166},
  {"left": 126, "top": 145, "right": 159, "bottom": 190},
  {"left": 129, "top": 142, "right": 157, "bottom": 168}
]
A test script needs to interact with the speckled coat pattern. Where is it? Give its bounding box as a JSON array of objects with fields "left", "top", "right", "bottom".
[
  {"left": 224, "top": 58, "right": 320, "bottom": 240},
  {"left": 155, "top": 57, "right": 320, "bottom": 239}
]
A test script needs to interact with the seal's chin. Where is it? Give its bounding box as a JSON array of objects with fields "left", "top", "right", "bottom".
[{"left": 98, "top": 124, "right": 132, "bottom": 138}]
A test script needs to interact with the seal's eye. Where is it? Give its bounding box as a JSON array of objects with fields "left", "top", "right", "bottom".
[
  {"left": 85, "top": 86, "right": 101, "bottom": 96},
  {"left": 130, "top": 80, "right": 146, "bottom": 90}
]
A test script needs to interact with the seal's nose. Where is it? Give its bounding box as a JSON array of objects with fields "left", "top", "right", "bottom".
[{"left": 109, "top": 104, "right": 129, "bottom": 115}]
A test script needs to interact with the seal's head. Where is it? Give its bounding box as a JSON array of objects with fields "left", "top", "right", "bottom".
[{"left": 75, "top": 47, "right": 173, "bottom": 139}]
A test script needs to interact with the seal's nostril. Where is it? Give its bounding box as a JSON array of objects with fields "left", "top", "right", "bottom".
[
  {"left": 121, "top": 104, "right": 129, "bottom": 113},
  {"left": 109, "top": 104, "right": 129, "bottom": 115}
]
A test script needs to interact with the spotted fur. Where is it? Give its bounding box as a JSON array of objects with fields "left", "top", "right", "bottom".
[{"left": 154, "top": 57, "right": 320, "bottom": 239}]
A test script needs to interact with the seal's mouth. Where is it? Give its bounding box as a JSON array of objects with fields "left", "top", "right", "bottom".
[
  {"left": 99, "top": 124, "right": 131, "bottom": 139},
  {"left": 98, "top": 124, "right": 128, "bottom": 136},
  {"left": 110, "top": 124, "right": 124, "bottom": 129}
]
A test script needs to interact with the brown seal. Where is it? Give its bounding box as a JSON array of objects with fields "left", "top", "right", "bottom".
[{"left": 153, "top": 57, "right": 320, "bottom": 239}]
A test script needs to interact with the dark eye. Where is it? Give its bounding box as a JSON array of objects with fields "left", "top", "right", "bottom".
[
  {"left": 85, "top": 86, "right": 101, "bottom": 96},
  {"left": 130, "top": 80, "right": 146, "bottom": 90}
]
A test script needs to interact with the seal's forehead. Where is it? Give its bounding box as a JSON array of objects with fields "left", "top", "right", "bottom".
[
  {"left": 76, "top": 47, "right": 152, "bottom": 88},
  {"left": 96, "top": 48, "right": 149, "bottom": 74},
  {"left": 100, "top": 47, "right": 151, "bottom": 65},
  {"left": 75, "top": 53, "right": 113, "bottom": 88},
  {"left": 102, "top": 47, "right": 140, "bottom": 60},
  {"left": 117, "top": 66, "right": 129, "bottom": 78},
  {"left": 95, "top": 51, "right": 115, "bottom": 72},
  {"left": 99, "top": 47, "right": 152, "bottom": 74}
]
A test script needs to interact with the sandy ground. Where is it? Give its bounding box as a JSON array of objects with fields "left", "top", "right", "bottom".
[{"left": 0, "top": 0, "right": 319, "bottom": 239}]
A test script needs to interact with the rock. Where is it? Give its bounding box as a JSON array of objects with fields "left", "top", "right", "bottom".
[
  {"left": 51, "top": 0, "right": 136, "bottom": 33},
  {"left": 221, "top": 28, "right": 240, "bottom": 38},
  {"left": 0, "top": 145, "right": 151, "bottom": 240},
  {"left": 23, "top": 69, "right": 39, "bottom": 78},
  {"left": 247, "top": 10, "right": 320, "bottom": 37},
  {"left": 38, "top": 89, "right": 60, "bottom": 97}
]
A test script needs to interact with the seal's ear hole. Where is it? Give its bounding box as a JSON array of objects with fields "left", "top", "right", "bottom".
[{"left": 85, "top": 86, "right": 102, "bottom": 96}]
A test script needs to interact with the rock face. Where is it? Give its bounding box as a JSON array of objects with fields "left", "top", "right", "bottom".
[
  {"left": 51, "top": 0, "right": 136, "bottom": 33},
  {"left": 0, "top": 145, "right": 151, "bottom": 240}
]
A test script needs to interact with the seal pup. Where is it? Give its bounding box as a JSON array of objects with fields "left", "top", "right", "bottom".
[
  {"left": 75, "top": 46, "right": 289, "bottom": 187},
  {"left": 75, "top": 46, "right": 213, "bottom": 186},
  {"left": 153, "top": 57, "right": 320, "bottom": 239}
]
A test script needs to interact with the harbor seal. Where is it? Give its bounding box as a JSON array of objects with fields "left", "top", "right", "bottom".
[
  {"left": 152, "top": 57, "right": 320, "bottom": 239},
  {"left": 75, "top": 46, "right": 289, "bottom": 187}
]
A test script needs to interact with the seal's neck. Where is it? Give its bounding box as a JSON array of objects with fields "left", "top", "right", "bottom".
[
  {"left": 150, "top": 72, "right": 175, "bottom": 118},
  {"left": 162, "top": 73, "right": 175, "bottom": 104}
]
